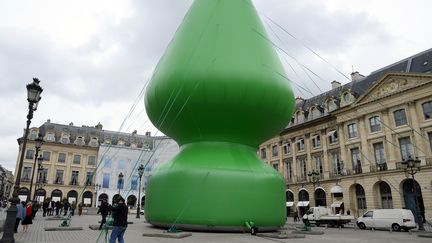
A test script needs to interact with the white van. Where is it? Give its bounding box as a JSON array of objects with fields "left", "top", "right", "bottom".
[{"left": 356, "top": 209, "right": 416, "bottom": 231}]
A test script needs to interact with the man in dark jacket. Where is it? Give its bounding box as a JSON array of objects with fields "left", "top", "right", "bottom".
[
  {"left": 109, "top": 197, "right": 128, "bottom": 243},
  {"left": 98, "top": 199, "right": 111, "bottom": 230}
]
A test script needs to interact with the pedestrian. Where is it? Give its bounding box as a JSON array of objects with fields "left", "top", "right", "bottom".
[
  {"left": 32, "top": 201, "right": 38, "bottom": 219},
  {"left": 63, "top": 200, "right": 70, "bottom": 216},
  {"left": 55, "top": 200, "right": 61, "bottom": 216},
  {"left": 14, "top": 200, "right": 25, "bottom": 233},
  {"left": 293, "top": 210, "right": 299, "bottom": 222},
  {"left": 47, "top": 200, "right": 52, "bottom": 216},
  {"left": 42, "top": 200, "right": 48, "bottom": 217},
  {"left": 22, "top": 201, "right": 33, "bottom": 232},
  {"left": 78, "top": 203, "right": 83, "bottom": 216},
  {"left": 98, "top": 199, "right": 110, "bottom": 230},
  {"left": 70, "top": 201, "right": 76, "bottom": 216},
  {"left": 50, "top": 200, "right": 55, "bottom": 216},
  {"left": 109, "top": 197, "right": 128, "bottom": 243}
]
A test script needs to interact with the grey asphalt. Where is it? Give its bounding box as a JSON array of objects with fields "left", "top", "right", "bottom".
[{"left": 0, "top": 210, "right": 430, "bottom": 243}]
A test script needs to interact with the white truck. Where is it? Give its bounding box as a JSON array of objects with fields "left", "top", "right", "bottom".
[{"left": 303, "top": 207, "right": 354, "bottom": 227}]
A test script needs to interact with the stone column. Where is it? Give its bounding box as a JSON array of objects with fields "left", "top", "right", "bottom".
[{"left": 358, "top": 116, "right": 371, "bottom": 173}]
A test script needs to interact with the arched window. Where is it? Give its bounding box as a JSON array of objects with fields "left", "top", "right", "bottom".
[
  {"left": 355, "top": 184, "right": 367, "bottom": 212},
  {"left": 379, "top": 182, "right": 393, "bottom": 209},
  {"left": 286, "top": 191, "right": 294, "bottom": 202},
  {"left": 343, "top": 93, "right": 351, "bottom": 103}
]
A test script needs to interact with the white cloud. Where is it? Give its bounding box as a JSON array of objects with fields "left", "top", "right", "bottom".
[{"left": 0, "top": 0, "right": 431, "bottom": 172}]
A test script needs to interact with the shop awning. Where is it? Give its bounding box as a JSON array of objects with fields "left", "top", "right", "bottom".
[
  {"left": 330, "top": 185, "right": 343, "bottom": 194},
  {"left": 331, "top": 201, "right": 344, "bottom": 207},
  {"left": 286, "top": 202, "right": 294, "bottom": 207},
  {"left": 297, "top": 201, "right": 310, "bottom": 207}
]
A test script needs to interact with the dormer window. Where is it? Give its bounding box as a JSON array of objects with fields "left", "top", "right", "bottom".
[
  {"left": 118, "top": 139, "right": 125, "bottom": 146},
  {"left": 295, "top": 111, "right": 304, "bottom": 123},
  {"left": 60, "top": 133, "right": 70, "bottom": 144},
  {"left": 327, "top": 99, "right": 337, "bottom": 112},
  {"left": 343, "top": 92, "right": 351, "bottom": 104},
  {"left": 309, "top": 106, "right": 321, "bottom": 120},
  {"left": 46, "top": 133, "right": 55, "bottom": 142},
  {"left": 104, "top": 139, "right": 111, "bottom": 144},
  {"left": 89, "top": 137, "right": 99, "bottom": 147},
  {"left": 74, "top": 136, "right": 85, "bottom": 146},
  {"left": 29, "top": 129, "right": 38, "bottom": 140}
]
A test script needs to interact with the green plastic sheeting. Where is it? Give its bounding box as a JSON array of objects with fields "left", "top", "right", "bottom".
[{"left": 144, "top": 0, "right": 295, "bottom": 231}]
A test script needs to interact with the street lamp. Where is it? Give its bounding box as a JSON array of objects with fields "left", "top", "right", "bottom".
[
  {"left": 33, "top": 156, "right": 44, "bottom": 201},
  {"left": 0, "top": 78, "right": 43, "bottom": 243},
  {"left": 0, "top": 172, "right": 5, "bottom": 202},
  {"left": 400, "top": 156, "right": 424, "bottom": 231},
  {"left": 29, "top": 134, "right": 43, "bottom": 200},
  {"left": 307, "top": 170, "right": 320, "bottom": 189},
  {"left": 94, "top": 183, "right": 101, "bottom": 207},
  {"left": 117, "top": 172, "right": 124, "bottom": 195},
  {"left": 136, "top": 164, "right": 144, "bottom": 218}
]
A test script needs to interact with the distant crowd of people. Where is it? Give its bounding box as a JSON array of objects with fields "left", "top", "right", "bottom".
[{"left": 14, "top": 198, "right": 84, "bottom": 233}]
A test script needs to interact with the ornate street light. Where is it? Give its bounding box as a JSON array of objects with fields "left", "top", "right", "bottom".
[
  {"left": 32, "top": 156, "right": 44, "bottom": 200},
  {"left": 307, "top": 170, "right": 320, "bottom": 189},
  {"left": 117, "top": 172, "right": 124, "bottom": 195},
  {"left": 94, "top": 183, "right": 101, "bottom": 207},
  {"left": 136, "top": 164, "right": 145, "bottom": 218},
  {"left": 401, "top": 156, "right": 424, "bottom": 231},
  {"left": 29, "top": 134, "right": 43, "bottom": 200},
  {"left": 0, "top": 78, "right": 43, "bottom": 243}
]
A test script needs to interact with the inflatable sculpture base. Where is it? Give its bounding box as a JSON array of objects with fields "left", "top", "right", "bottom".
[
  {"left": 145, "top": 142, "right": 285, "bottom": 231},
  {"left": 144, "top": 0, "right": 295, "bottom": 231}
]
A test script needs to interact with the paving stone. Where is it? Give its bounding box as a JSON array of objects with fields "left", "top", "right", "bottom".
[
  {"left": 44, "top": 226, "right": 83, "bottom": 231},
  {"left": 142, "top": 232, "right": 192, "bottom": 238}
]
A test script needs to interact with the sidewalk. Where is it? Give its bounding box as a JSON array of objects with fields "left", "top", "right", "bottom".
[{"left": 0, "top": 213, "right": 430, "bottom": 243}]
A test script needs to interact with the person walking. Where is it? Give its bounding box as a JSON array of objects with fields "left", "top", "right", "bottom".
[
  {"left": 14, "top": 200, "right": 25, "bottom": 233},
  {"left": 47, "top": 200, "right": 52, "bottom": 216},
  {"left": 22, "top": 201, "right": 33, "bottom": 232},
  {"left": 78, "top": 203, "right": 83, "bottom": 216},
  {"left": 42, "top": 200, "right": 48, "bottom": 217},
  {"left": 70, "top": 202, "right": 76, "bottom": 216},
  {"left": 109, "top": 197, "right": 128, "bottom": 243},
  {"left": 98, "top": 199, "right": 110, "bottom": 230},
  {"left": 63, "top": 200, "right": 70, "bottom": 216},
  {"left": 31, "top": 201, "right": 38, "bottom": 219},
  {"left": 55, "top": 200, "right": 61, "bottom": 216}
]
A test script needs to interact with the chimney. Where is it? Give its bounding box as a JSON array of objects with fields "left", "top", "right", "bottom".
[
  {"left": 69, "top": 122, "right": 74, "bottom": 126},
  {"left": 145, "top": 131, "right": 151, "bottom": 137},
  {"left": 295, "top": 97, "right": 304, "bottom": 105},
  {"left": 95, "top": 122, "right": 103, "bottom": 130},
  {"left": 351, "top": 71, "right": 365, "bottom": 81},
  {"left": 331, "top": 80, "right": 341, "bottom": 89}
]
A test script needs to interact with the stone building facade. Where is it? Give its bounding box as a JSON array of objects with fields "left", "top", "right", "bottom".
[
  {"left": 15, "top": 120, "right": 179, "bottom": 207},
  {"left": 260, "top": 48, "right": 432, "bottom": 222}
]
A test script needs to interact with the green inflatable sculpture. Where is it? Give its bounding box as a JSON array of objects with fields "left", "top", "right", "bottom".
[{"left": 144, "top": 0, "right": 295, "bottom": 231}]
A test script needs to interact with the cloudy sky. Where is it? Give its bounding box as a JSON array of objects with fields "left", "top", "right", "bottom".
[{"left": 0, "top": 0, "right": 431, "bottom": 172}]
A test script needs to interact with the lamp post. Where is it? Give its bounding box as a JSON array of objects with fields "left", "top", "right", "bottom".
[
  {"left": 0, "top": 172, "right": 5, "bottom": 202},
  {"left": 136, "top": 164, "right": 144, "bottom": 218},
  {"left": 401, "top": 156, "right": 424, "bottom": 231},
  {"left": 117, "top": 172, "right": 124, "bottom": 195},
  {"left": 29, "top": 134, "right": 43, "bottom": 200},
  {"left": 307, "top": 170, "right": 320, "bottom": 189},
  {"left": 32, "top": 156, "right": 44, "bottom": 201},
  {"left": 0, "top": 78, "right": 43, "bottom": 243},
  {"left": 94, "top": 183, "right": 101, "bottom": 207}
]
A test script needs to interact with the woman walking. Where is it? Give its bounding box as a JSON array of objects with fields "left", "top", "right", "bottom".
[{"left": 22, "top": 201, "right": 33, "bottom": 232}]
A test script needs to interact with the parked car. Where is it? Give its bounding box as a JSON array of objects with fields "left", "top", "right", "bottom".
[{"left": 356, "top": 209, "right": 416, "bottom": 231}]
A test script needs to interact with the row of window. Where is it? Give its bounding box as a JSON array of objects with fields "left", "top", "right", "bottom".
[
  {"left": 103, "top": 159, "right": 127, "bottom": 169},
  {"left": 101, "top": 173, "right": 141, "bottom": 191},
  {"left": 21, "top": 168, "right": 94, "bottom": 186},
  {"left": 294, "top": 100, "right": 432, "bottom": 125},
  {"left": 274, "top": 136, "right": 418, "bottom": 182},
  {"left": 25, "top": 150, "right": 96, "bottom": 166},
  {"left": 263, "top": 102, "right": 432, "bottom": 159}
]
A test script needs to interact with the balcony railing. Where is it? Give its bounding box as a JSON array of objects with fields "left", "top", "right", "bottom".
[
  {"left": 370, "top": 163, "right": 388, "bottom": 172},
  {"left": 53, "top": 180, "right": 64, "bottom": 185},
  {"left": 70, "top": 181, "right": 78, "bottom": 186},
  {"left": 426, "top": 158, "right": 432, "bottom": 166},
  {"left": 21, "top": 178, "right": 31, "bottom": 182},
  {"left": 352, "top": 165, "right": 362, "bottom": 174}
]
